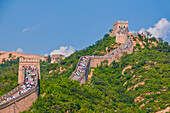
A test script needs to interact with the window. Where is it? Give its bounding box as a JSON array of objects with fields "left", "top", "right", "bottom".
[{"left": 9, "top": 54, "right": 12, "bottom": 58}]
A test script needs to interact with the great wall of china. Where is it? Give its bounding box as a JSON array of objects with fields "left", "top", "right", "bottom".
[
  {"left": 0, "top": 51, "right": 46, "bottom": 64},
  {"left": 70, "top": 21, "right": 134, "bottom": 84},
  {"left": 0, "top": 58, "right": 40, "bottom": 113},
  {"left": 0, "top": 21, "right": 134, "bottom": 112}
]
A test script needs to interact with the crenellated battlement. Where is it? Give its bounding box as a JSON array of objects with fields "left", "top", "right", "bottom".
[
  {"left": 19, "top": 57, "right": 40, "bottom": 63},
  {"left": 110, "top": 21, "right": 129, "bottom": 43},
  {"left": 113, "top": 21, "right": 128, "bottom": 26},
  {"left": 0, "top": 51, "right": 46, "bottom": 64}
]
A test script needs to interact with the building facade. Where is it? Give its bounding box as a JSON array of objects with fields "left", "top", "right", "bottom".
[{"left": 51, "top": 54, "right": 65, "bottom": 63}]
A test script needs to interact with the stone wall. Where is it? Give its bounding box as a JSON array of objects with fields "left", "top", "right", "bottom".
[
  {"left": 0, "top": 87, "right": 38, "bottom": 113},
  {"left": 0, "top": 57, "right": 40, "bottom": 113},
  {"left": 70, "top": 57, "right": 91, "bottom": 85},
  {"left": 110, "top": 21, "right": 128, "bottom": 37},
  {"left": 90, "top": 57, "right": 112, "bottom": 67},
  {"left": 0, "top": 51, "right": 46, "bottom": 63},
  {"left": 78, "top": 45, "right": 133, "bottom": 84},
  {"left": 79, "top": 76, "right": 86, "bottom": 85},
  {"left": 116, "top": 34, "right": 127, "bottom": 44},
  {"left": 89, "top": 45, "right": 133, "bottom": 68},
  {"left": 51, "top": 54, "right": 65, "bottom": 63},
  {"left": 79, "top": 59, "right": 90, "bottom": 84}
]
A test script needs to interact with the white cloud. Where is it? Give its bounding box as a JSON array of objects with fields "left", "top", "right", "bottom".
[
  {"left": 50, "top": 46, "right": 75, "bottom": 57},
  {"left": 44, "top": 53, "right": 48, "bottom": 56},
  {"left": 129, "top": 30, "right": 136, "bottom": 34},
  {"left": 139, "top": 28, "right": 146, "bottom": 34},
  {"left": 16, "top": 48, "right": 23, "bottom": 53},
  {"left": 22, "top": 26, "right": 37, "bottom": 32},
  {"left": 139, "top": 18, "right": 170, "bottom": 41}
]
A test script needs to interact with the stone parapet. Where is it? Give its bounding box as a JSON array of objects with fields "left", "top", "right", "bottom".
[
  {"left": 0, "top": 51, "right": 46, "bottom": 64},
  {"left": 0, "top": 68, "right": 39, "bottom": 113},
  {"left": 19, "top": 57, "right": 40, "bottom": 63},
  {"left": 0, "top": 87, "right": 39, "bottom": 113}
]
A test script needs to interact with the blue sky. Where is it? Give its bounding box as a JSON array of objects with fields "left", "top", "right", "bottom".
[{"left": 0, "top": 0, "right": 170, "bottom": 56}]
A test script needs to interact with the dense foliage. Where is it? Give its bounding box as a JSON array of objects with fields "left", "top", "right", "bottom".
[
  {"left": 0, "top": 58, "right": 19, "bottom": 96},
  {"left": 25, "top": 35, "right": 169, "bottom": 112}
]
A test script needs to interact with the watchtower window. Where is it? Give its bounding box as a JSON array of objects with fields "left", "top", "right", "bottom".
[{"left": 9, "top": 54, "right": 12, "bottom": 58}]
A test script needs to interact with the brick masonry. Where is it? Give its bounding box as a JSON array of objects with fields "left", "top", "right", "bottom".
[
  {"left": 0, "top": 51, "right": 46, "bottom": 64},
  {"left": 90, "top": 45, "right": 133, "bottom": 68},
  {"left": 0, "top": 88, "right": 38, "bottom": 113},
  {"left": 110, "top": 21, "right": 128, "bottom": 44},
  {"left": 0, "top": 57, "right": 40, "bottom": 113}
]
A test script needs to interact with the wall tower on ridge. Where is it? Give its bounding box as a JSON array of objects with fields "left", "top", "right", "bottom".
[
  {"left": 110, "top": 21, "right": 128, "bottom": 44},
  {"left": 18, "top": 57, "right": 40, "bottom": 84}
]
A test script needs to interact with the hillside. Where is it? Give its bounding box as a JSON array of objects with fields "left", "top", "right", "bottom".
[
  {"left": 0, "top": 34, "right": 169, "bottom": 112},
  {"left": 90, "top": 41, "right": 170, "bottom": 112},
  {"left": 42, "top": 35, "right": 117, "bottom": 78},
  {"left": 25, "top": 34, "right": 169, "bottom": 112},
  {"left": 0, "top": 59, "right": 19, "bottom": 96}
]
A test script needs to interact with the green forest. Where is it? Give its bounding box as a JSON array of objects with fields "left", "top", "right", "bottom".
[
  {"left": 0, "top": 58, "right": 19, "bottom": 96},
  {"left": 0, "top": 34, "right": 170, "bottom": 113}
]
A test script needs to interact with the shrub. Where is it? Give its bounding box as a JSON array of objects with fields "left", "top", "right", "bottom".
[
  {"left": 136, "top": 43, "right": 140, "bottom": 46},
  {"left": 126, "top": 74, "right": 132, "bottom": 80}
]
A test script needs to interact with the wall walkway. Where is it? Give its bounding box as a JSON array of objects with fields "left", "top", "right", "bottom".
[{"left": 0, "top": 58, "right": 40, "bottom": 113}]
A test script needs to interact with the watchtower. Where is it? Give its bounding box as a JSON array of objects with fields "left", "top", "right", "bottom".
[
  {"left": 18, "top": 57, "right": 40, "bottom": 84},
  {"left": 110, "top": 21, "right": 129, "bottom": 43}
]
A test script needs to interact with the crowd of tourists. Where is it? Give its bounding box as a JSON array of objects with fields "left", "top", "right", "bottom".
[
  {"left": 71, "top": 36, "right": 133, "bottom": 80},
  {"left": 19, "top": 66, "right": 37, "bottom": 95},
  {"left": 0, "top": 66, "right": 37, "bottom": 105},
  {"left": 73, "top": 56, "right": 89, "bottom": 78}
]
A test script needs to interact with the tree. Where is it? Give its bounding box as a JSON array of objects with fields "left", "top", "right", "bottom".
[
  {"left": 109, "top": 29, "right": 113, "bottom": 32},
  {"left": 93, "top": 51, "right": 101, "bottom": 56},
  {"left": 148, "top": 33, "right": 152, "bottom": 38},
  {"left": 144, "top": 31, "right": 152, "bottom": 39},
  {"left": 9, "top": 54, "right": 12, "bottom": 58},
  {"left": 158, "top": 37, "right": 163, "bottom": 42},
  {"left": 104, "top": 34, "right": 109, "bottom": 37},
  {"left": 47, "top": 55, "right": 51, "bottom": 63},
  {"left": 2, "top": 58, "right": 5, "bottom": 63},
  {"left": 164, "top": 41, "right": 168, "bottom": 45},
  {"left": 151, "top": 37, "right": 156, "bottom": 41}
]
